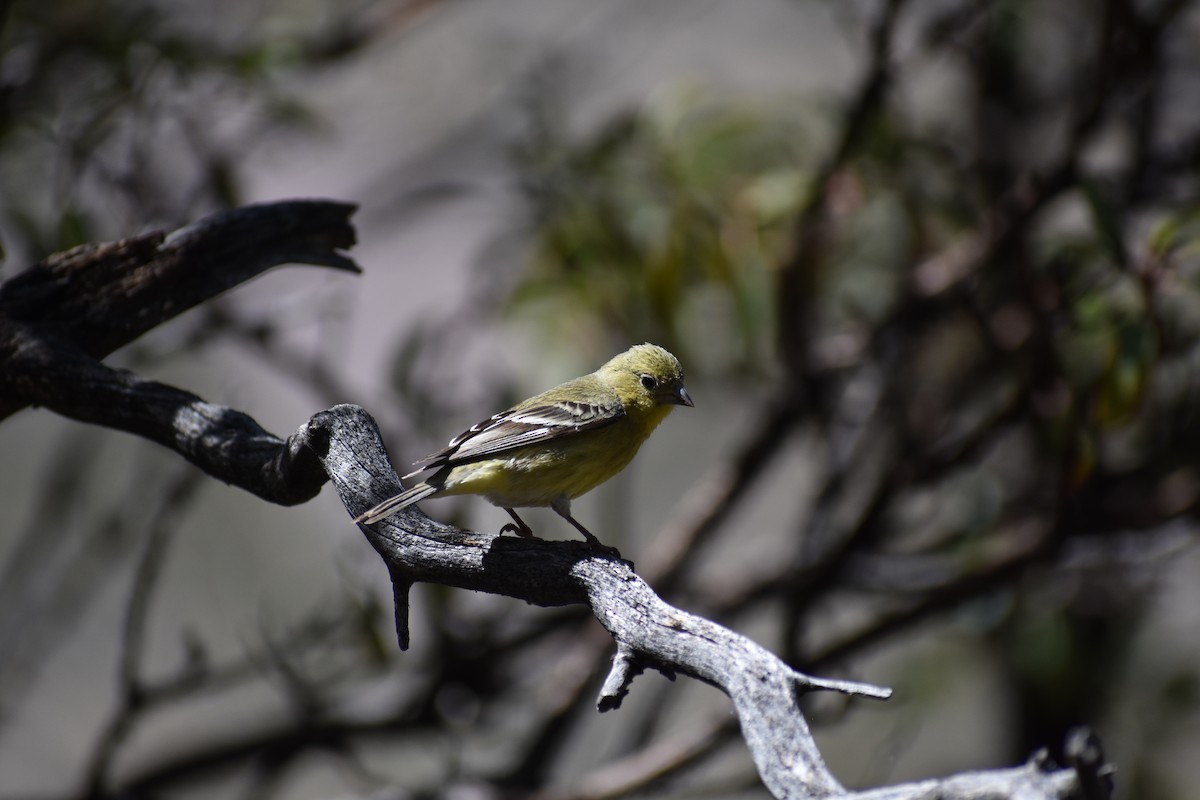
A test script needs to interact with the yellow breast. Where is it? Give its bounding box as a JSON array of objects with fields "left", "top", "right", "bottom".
[{"left": 439, "top": 406, "right": 671, "bottom": 508}]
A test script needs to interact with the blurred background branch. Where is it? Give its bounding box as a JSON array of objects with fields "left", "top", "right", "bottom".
[{"left": 2, "top": 0, "right": 1200, "bottom": 798}]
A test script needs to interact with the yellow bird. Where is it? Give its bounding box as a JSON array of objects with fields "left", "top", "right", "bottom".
[{"left": 355, "top": 343, "right": 693, "bottom": 548}]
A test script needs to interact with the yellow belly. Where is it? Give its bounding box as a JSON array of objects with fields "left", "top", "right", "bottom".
[{"left": 438, "top": 423, "right": 649, "bottom": 508}]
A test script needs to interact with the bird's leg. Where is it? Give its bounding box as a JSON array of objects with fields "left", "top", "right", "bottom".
[
  {"left": 500, "top": 507, "right": 535, "bottom": 538},
  {"left": 551, "top": 498, "right": 623, "bottom": 558},
  {"left": 560, "top": 512, "right": 604, "bottom": 547}
]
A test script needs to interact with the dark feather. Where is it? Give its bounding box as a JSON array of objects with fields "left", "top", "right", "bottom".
[{"left": 409, "top": 398, "right": 625, "bottom": 474}]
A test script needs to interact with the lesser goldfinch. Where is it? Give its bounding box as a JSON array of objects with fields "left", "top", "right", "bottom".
[{"left": 355, "top": 343, "right": 693, "bottom": 547}]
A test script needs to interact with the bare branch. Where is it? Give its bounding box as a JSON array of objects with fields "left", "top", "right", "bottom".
[
  {"left": 543, "top": 715, "right": 738, "bottom": 800},
  {"left": 597, "top": 643, "right": 645, "bottom": 712},
  {"left": 300, "top": 403, "right": 1094, "bottom": 800},
  {"left": 0, "top": 200, "right": 360, "bottom": 504},
  {"left": 82, "top": 468, "right": 205, "bottom": 795},
  {"left": 0, "top": 201, "right": 356, "bottom": 392}
]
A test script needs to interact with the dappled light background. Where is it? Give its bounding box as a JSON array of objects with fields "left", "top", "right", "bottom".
[{"left": 2, "top": 1, "right": 1200, "bottom": 798}]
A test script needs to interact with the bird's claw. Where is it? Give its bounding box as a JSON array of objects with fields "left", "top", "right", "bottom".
[
  {"left": 500, "top": 522, "right": 534, "bottom": 538},
  {"left": 583, "top": 538, "right": 628, "bottom": 564}
]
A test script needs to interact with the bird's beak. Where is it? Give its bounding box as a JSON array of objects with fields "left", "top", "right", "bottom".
[{"left": 671, "top": 385, "right": 694, "bottom": 407}]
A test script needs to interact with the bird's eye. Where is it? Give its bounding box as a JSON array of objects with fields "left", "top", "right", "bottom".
[{"left": 640, "top": 374, "right": 658, "bottom": 390}]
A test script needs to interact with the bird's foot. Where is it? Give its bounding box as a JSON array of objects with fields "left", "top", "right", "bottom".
[
  {"left": 577, "top": 533, "right": 628, "bottom": 563},
  {"left": 500, "top": 521, "right": 534, "bottom": 538}
]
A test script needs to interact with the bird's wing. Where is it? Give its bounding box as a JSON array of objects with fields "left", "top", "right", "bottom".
[{"left": 411, "top": 397, "right": 626, "bottom": 472}]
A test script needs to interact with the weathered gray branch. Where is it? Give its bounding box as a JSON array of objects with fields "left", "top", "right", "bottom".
[{"left": 299, "top": 403, "right": 1103, "bottom": 800}]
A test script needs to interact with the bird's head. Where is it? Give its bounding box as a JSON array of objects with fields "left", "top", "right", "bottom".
[{"left": 599, "top": 343, "right": 694, "bottom": 413}]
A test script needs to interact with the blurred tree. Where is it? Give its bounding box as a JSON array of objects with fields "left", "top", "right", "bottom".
[
  {"left": 3, "top": 0, "right": 1200, "bottom": 798},
  {"left": 0, "top": 0, "right": 391, "bottom": 263}
]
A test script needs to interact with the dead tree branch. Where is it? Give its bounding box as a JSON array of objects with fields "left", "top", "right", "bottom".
[
  {"left": 299, "top": 403, "right": 1102, "bottom": 800},
  {"left": 0, "top": 199, "right": 358, "bottom": 504}
]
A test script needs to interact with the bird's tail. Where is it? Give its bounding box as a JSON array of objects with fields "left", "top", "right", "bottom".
[{"left": 354, "top": 482, "right": 439, "bottom": 525}]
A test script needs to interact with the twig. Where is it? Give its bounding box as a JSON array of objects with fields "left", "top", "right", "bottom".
[
  {"left": 1064, "top": 727, "right": 1114, "bottom": 800},
  {"left": 536, "top": 715, "right": 739, "bottom": 800},
  {"left": 81, "top": 469, "right": 205, "bottom": 797},
  {"left": 642, "top": 394, "right": 799, "bottom": 592},
  {"left": 807, "top": 525, "right": 1054, "bottom": 669},
  {"left": 777, "top": 0, "right": 909, "bottom": 395}
]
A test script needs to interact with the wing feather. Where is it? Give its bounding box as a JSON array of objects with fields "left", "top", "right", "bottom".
[{"left": 410, "top": 397, "right": 625, "bottom": 473}]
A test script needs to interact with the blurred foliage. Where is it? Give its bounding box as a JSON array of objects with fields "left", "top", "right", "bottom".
[
  {"left": 0, "top": 0, "right": 354, "bottom": 264},
  {"left": 510, "top": 93, "right": 819, "bottom": 376},
  {"left": 502, "top": 81, "right": 1200, "bottom": 462}
]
